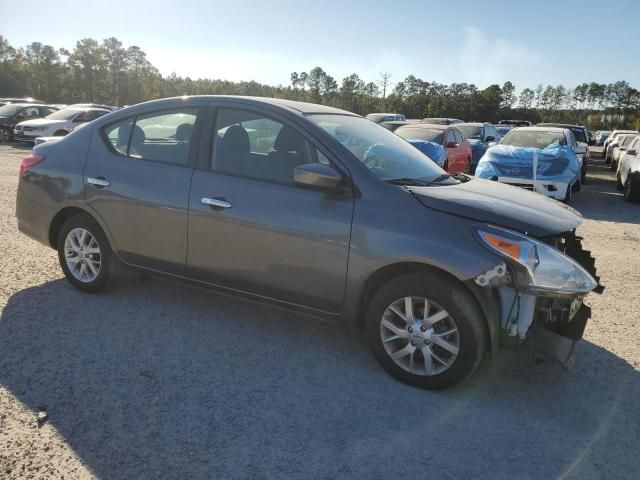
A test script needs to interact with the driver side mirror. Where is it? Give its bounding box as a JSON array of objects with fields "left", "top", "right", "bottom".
[
  {"left": 627, "top": 149, "right": 637, "bottom": 156},
  {"left": 485, "top": 135, "right": 496, "bottom": 143},
  {"left": 294, "top": 163, "right": 343, "bottom": 192},
  {"left": 574, "top": 142, "right": 587, "bottom": 154},
  {"left": 446, "top": 141, "right": 457, "bottom": 148}
]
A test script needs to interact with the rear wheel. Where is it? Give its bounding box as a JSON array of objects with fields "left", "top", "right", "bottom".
[
  {"left": 57, "top": 214, "right": 114, "bottom": 292},
  {"left": 610, "top": 159, "right": 618, "bottom": 171},
  {"left": 53, "top": 129, "right": 68, "bottom": 137},
  {"left": 365, "top": 271, "right": 486, "bottom": 390},
  {"left": 616, "top": 172, "right": 624, "bottom": 191},
  {"left": 563, "top": 183, "right": 573, "bottom": 203}
]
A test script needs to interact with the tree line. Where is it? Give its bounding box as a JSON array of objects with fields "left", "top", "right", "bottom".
[{"left": 1, "top": 35, "right": 638, "bottom": 129}]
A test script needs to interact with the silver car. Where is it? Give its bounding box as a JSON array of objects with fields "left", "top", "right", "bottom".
[
  {"left": 616, "top": 135, "right": 640, "bottom": 202},
  {"left": 15, "top": 96, "right": 602, "bottom": 389}
]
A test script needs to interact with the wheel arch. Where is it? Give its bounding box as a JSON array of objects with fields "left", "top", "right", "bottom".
[
  {"left": 48, "top": 206, "right": 113, "bottom": 250},
  {"left": 354, "top": 261, "right": 498, "bottom": 353}
]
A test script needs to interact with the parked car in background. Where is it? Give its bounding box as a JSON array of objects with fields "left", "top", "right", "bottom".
[
  {"left": 537, "top": 123, "right": 590, "bottom": 183},
  {"left": 604, "top": 130, "right": 637, "bottom": 162},
  {"left": 0, "top": 97, "right": 45, "bottom": 107},
  {"left": 476, "top": 127, "right": 581, "bottom": 202},
  {"left": 456, "top": 122, "right": 500, "bottom": 174},
  {"left": 496, "top": 125, "right": 513, "bottom": 140},
  {"left": 499, "top": 120, "right": 532, "bottom": 127},
  {"left": 365, "top": 113, "right": 406, "bottom": 124},
  {"left": 421, "top": 117, "right": 463, "bottom": 125},
  {"left": 14, "top": 107, "right": 111, "bottom": 142},
  {"left": 0, "top": 103, "right": 59, "bottom": 142},
  {"left": 616, "top": 136, "right": 640, "bottom": 202},
  {"left": 609, "top": 133, "right": 639, "bottom": 171},
  {"left": 594, "top": 130, "right": 610, "bottom": 146},
  {"left": 379, "top": 120, "right": 421, "bottom": 132},
  {"left": 395, "top": 123, "right": 472, "bottom": 173},
  {"left": 15, "top": 95, "right": 601, "bottom": 390},
  {"left": 69, "top": 103, "right": 119, "bottom": 112}
]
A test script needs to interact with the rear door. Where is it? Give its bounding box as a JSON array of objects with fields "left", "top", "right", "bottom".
[
  {"left": 187, "top": 103, "right": 354, "bottom": 313},
  {"left": 85, "top": 106, "right": 203, "bottom": 274}
]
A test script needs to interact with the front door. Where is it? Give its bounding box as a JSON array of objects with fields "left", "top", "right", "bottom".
[
  {"left": 84, "top": 107, "right": 202, "bottom": 274},
  {"left": 187, "top": 105, "right": 354, "bottom": 313}
]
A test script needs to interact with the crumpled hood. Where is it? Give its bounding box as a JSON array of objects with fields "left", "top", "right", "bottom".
[
  {"left": 16, "top": 118, "right": 64, "bottom": 127},
  {"left": 407, "top": 177, "right": 582, "bottom": 237}
]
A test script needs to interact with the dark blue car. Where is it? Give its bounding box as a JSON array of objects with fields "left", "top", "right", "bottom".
[{"left": 456, "top": 122, "right": 500, "bottom": 173}]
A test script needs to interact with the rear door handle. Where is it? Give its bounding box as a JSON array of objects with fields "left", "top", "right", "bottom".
[
  {"left": 201, "top": 197, "right": 232, "bottom": 209},
  {"left": 87, "top": 177, "right": 110, "bottom": 187}
]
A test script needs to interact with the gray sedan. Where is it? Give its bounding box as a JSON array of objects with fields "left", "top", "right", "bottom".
[{"left": 16, "top": 96, "right": 601, "bottom": 389}]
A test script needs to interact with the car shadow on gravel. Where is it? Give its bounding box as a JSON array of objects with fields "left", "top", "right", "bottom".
[{"left": 1, "top": 277, "right": 639, "bottom": 479}]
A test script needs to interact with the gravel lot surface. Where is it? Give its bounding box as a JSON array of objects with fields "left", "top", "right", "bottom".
[{"left": 0, "top": 144, "right": 638, "bottom": 479}]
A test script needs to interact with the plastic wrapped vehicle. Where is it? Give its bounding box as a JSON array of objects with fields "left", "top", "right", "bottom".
[
  {"left": 476, "top": 127, "right": 580, "bottom": 202},
  {"left": 407, "top": 139, "right": 448, "bottom": 167}
]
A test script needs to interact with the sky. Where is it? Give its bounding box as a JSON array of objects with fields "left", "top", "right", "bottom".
[{"left": 1, "top": 0, "right": 638, "bottom": 90}]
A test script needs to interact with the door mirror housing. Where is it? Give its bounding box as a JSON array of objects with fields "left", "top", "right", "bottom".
[
  {"left": 485, "top": 135, "right": 495, "bottom": 143},
  {"left": 627, "top": 149, "right": 637, "bottom": 156},
  {"left": 446, "top": 141, "right": 457, "bottom": 148},
  {"left": 294, "top": 163, "right": 343, "bottom": 191},
  {"left": 574, "top": 142, "right": 587, "bottom": 155}
]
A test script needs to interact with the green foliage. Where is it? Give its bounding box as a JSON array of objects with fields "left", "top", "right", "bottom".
[{"left": 1, "top": 35, "right": 639, "bottom": 129}]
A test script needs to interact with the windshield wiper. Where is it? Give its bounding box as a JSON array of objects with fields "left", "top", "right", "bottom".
[
  {"left": 384, "top": 177, "right": 431, "bottom": 186},
  {"left": 420, "top": 173, "right": 452, "bottom": 185}
]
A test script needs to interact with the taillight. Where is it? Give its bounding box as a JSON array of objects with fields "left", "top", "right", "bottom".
[{"left": 19, "top": 153, "right": 46, "bottom": 177}]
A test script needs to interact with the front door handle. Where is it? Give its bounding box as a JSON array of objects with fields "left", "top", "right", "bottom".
[
  {"left": 201, "top": 197, "right": 232, "bottom": 209},
  {"left": 87, "top": 176, "right": 110, "bottom": 187}
]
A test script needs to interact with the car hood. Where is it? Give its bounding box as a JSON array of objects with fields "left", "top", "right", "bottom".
[
  {"left": 407, "top": 177, "right": 582, "bottom": 237},
  {"left": 16, "top": 118, "right": 63, "bottom": 127}
]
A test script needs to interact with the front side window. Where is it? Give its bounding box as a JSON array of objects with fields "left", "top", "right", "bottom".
[
  {"left": 103, "top": 108, "right": 198, "bottom": 165},
  {"left": 309, "top": 114, "right": 448, "bottom": 183},
  {"left": 456, "top": 124, "right": 482, "bottom": 140},
  {"left": 211, "top": 108, "right": 318, "bottom": 184}
]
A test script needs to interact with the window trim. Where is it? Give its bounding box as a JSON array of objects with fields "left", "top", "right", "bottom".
[
  {"left": 100, "top": 106, "right": 203, "bottom": 168},
  {"left": 202, "top": 104, "right": 351, "bottom": 189}
]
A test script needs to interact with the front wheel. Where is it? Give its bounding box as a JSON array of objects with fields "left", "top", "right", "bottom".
[
  {"left": 0, "top": 127, "right": 12, "bottom": 143},
  {"left": 623, "top": 174, "right": 640, "bottom": 203},
  {"left": 57, "top": 214, "right": 114, "bottom": 292},
  {"left": 365, "top": 272, "right": 487, "bottom": 390},
  {"left": 53, "top": 129, "right": 68, "bottom": 137}
]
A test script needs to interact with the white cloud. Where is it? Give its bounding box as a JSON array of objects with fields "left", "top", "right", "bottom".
[{"left": 452, "top": 27, "right": 542, "bottom": 86}]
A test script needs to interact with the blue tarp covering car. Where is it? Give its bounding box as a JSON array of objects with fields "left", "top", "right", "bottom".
[
  {"left": 475, "top": 142, "right": 580, "bottom": 201},
  {"left": 407, "top": 139, "right": 447, "bottom": 167}
]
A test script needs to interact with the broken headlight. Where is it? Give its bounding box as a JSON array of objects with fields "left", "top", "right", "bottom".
[{"left": 475, "top": 226, "right": 598, "bottom": 295}]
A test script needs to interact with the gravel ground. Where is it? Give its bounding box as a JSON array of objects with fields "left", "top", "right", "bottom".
[{"left": 0, "top": 144, "right": 638, "bottom": 479}]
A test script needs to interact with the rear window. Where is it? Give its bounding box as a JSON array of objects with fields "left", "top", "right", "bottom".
[
  {"left": 457, "top": 125, "right": 483, "bottom": 140},
  {"left": 396, "top": 127, "right": 444, "bottom": 144}
]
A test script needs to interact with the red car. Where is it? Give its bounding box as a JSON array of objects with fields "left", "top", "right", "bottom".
[{"left": 395, "top": 123, "right": 472, "bottom": 174}]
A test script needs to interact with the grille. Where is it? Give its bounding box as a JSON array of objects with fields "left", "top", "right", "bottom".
[{"left": 504, "top": 182, "right": 535, "bottom": 191}]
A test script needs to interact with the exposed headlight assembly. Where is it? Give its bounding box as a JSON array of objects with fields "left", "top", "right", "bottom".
[{"left": 475, "top": 225, "right": 597, "bottom": 295}]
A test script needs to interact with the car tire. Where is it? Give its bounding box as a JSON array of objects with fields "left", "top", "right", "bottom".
[
  {"left": 623, "top": 174, "right": 640, "bottom": 203},
  {"left": 580, "top": 165, "right": 587, "bottom": 184},
  {"left": 610, "top": 159, "right": 618, "bottom": 171},
  {"left": 563, "top": 183, "right": 573, "bottom": 203},
  {"left": 365, "top": 271, "right": 487, "bottom": 390},
  {"left": 53, "top": 129, "right": 68, "bottom": 137},
  {"left": 604, "top": 152, "right": 611, "bottom": 164},
  {"left": 57, "top": 214, "right": 115, "bottom": 293},
  {"left": 0, "top": 127, "right": 12, "bottom": 143},
  {"left": 616, "top": 172, "right": 624, "bottom": 191}
]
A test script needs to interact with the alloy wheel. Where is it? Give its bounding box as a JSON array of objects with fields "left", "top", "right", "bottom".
[
  {"left": 379, "top": 296, "right": 460, "bottom": 376},
  {"left": 64, "top": 228, "right": 102, "bottom": 283},
  {"left": 0, "top": 128, "right": 10, "bottom": 143}
]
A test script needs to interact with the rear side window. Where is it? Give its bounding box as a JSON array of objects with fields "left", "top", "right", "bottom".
[
  {"left": 453, "top": 129, "right": 464, "bottom": 144},
  {"left": 103, "top": 108, "right": 198, "bottom": 165}
]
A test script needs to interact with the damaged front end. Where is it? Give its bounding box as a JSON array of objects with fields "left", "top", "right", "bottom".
[{"left": 473, "top": 227, "right": 603, "bottom": 367}]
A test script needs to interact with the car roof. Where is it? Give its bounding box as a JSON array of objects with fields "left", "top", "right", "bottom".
[
  {"left": 516, "top": 126, "right": 567, "bottom": 133},
  {"left": 458, "top": 122, "right": 485, "bottom": 126},
  {"left": 134, "top": 95, "right": 357, "bottom": 116},
  {"left": 398, "top": 123, "right": 448, "bottom": 130},
  {"left": 537, "top": 122, "right": 586, "bottom": 129}
]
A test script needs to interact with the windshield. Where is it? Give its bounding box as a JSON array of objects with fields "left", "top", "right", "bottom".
[
  {"left": 501, "top": 130, "right": 565, "bottom": 149},
  {"left": 46, "top": 108, "right": 82, "bottom": 120},
  {"left": 309, "top": 114, "right": 449, "bottom": 182},
  {"left": 0, "top": 104, "right": 23, "bottom": 116},
  {"left": 456, "top": 125, "right": 483, "bottom": 140},
  {"left": 422, "top": 118, "right": 450, "bottom": 125},
  {"left": 395, "top": 127, "right": 444, "bottom": 144}
]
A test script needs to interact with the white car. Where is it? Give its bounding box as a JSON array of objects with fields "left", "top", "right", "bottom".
[
  {"left": 14, "top": 107, "right": 110, "bottom": 142},
  {"left": 604, "top": 129, "right": 637, "bottom": 162},
  {"left": 610, "top": 134, "right": 639, "bottom": 170},
  {"left": 616, "top": 135, "right": 640, "bottom": 202}
]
